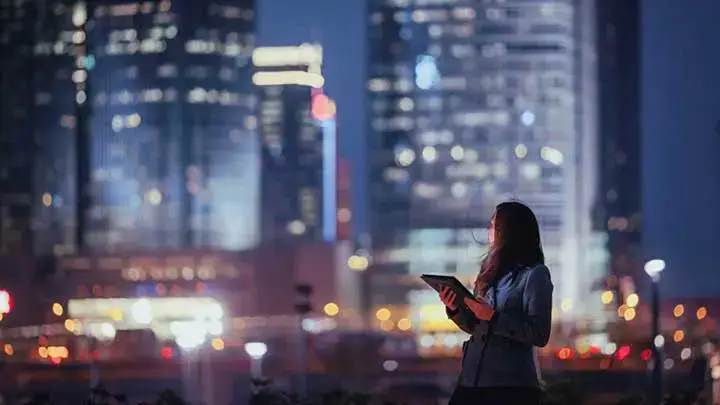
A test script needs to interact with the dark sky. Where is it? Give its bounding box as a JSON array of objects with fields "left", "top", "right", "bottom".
[
  {"left": 257, "top": 0, "right": 368, "bottom": 235},
  {"left": 642, "top": 0, "right": 720, "bottom": 297},
  {"left": 259, "top": 1, "right": 720, "bottom": 298}
]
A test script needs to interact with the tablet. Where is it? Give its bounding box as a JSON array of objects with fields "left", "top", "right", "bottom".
[{"left": 421, "top": 274, "right": 475, "bottom": 301}]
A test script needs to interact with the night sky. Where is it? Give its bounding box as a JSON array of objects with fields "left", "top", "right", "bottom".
[
  {"left": 259, "top": 0, "right": 720, "bottom": 298},
  {"left": 642, "top": 0, "right": 720, "bottom": 297}
]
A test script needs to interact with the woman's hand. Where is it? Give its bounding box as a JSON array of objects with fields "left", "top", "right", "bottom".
[
  {"left": 464, "top": 297, "right": 495, "bottom": 321},
  {"left": 439, "top": 286, "right": 458, "bottom": 311}
]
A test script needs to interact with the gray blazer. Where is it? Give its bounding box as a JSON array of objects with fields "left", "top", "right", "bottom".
[{"left": 447, "top": 264, "right": 553, "bottom": 388}]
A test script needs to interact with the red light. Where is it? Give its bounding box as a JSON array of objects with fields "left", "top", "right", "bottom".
[
  {"left": 557, "top": 347, "right": 573, "bottom": 360},
  {"left": 589, "top": 345, "right": 601, "bottom": 355},
  {"left": 50, "top": 356, "right": 62, "bottom": 365},
  {"left": 0, "top": 289, "right": 12, "bottom": 314},
  {"left": 616, "top": 345, "right": 631, "bottom": 361},
  {"left": 641, "top": 349, "right": 652, "bottom": 361},
  {"left": 161, "top": 346, "right": 173, "bottom": 360},
  {"left": 311, "top": 93, "right": 336, "bottom": 121}
]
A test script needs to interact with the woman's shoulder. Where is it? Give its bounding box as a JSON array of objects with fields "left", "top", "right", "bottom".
[{"left": 520, "top": 263, "right": 551, "bottom": 283}]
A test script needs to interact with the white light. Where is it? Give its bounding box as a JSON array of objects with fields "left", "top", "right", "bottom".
[
  {"left": 654, "top": 334, "right": 665, "bottom": 349},
  {"left": 287, "top": 220, "right": 307, "bottom": 235},
  {"left": 450, "top": 145, "right": 465, "bottom": 161},
  {"left": 398, "top": 97, "right": 414, "bottom": 112},
  {"left": 680, "top": 347, "right": 692, "bottom": 361},
  {"left": 422, "top": 146, "right": 438, "bottom": 162},
  {"left": 540, "top": 146, "right": 564, "bottom": 166},
  {"left": 173, "top": 322, "right": 206, "bottom": 350},
  {"left": 450, "top": 182, "right": 468, "bottom": 198},
  {"left": 207, "top": 303, "right": 223, "bottom": 320},
  {"left": 111, "top": 115, "right": 124, "bottom": 132},
  {"left": 644, "top": 259, "right": 665, "bottom": 279},
  {"left": 252, "top": 44, "right": 323, "bottom": 68},
  {"left": 252, "top": 71, "right": 324, "bottom": 88},
  {"left": 514, "top": 143, "right": 528, "bottom": 158},
  {"left": 99, "top": 322, "right": 116, "bottom": 340},
  {"left": 712, "top": 365, "right": 720, "bottom": 380},
  {"left": 419, "top": 335, "right": 434, "bottom": 348},
  {"left": 301, "top": 318, "right": 315, "bottom": 332},
  {"left": 521, "top": 110, "right": 535, "bottom": 126},
  {"left": 415, "top": 55, "right": 440, "bottom": 90},
  {"left": 131, "top": 298, "right": 153, "bottom": 324},
  {"left": 520, "top": 163, "right": 541, "bottom": 180},
  {"left": 602, "top": 342, "right": 617, "bottom": 355},
  {"left": 72, "top": 3, "right": 87, "bottom": 27},
  {"left": 72, "top": 69, "right": 87, "bottom": 84},
  {"left": 443, "top": 334, "right": 459, "bottom": 347},
  {"left": 395, "top": 148, "right": 415, "bottom": 167},
  {"left": 663, "top": 358, "right": 674, "bottom": 370},
  {"left": 383, "top": 360, "right": 399, "bottom": 372},
  {"left": 75, "top": 91, "right": 87, "bottom": 104},
  {"left": 244, "top": 342, "right": 268, "bottom": 359}
]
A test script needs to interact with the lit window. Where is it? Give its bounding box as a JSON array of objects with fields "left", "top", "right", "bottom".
[
  {"left": 422, "top": 146, "right": 438, "bottom": 163},
  {"left": 450, "top": 145, "right": 464, "bottom": 161},
  {"left": 415, "top": 55, "right": 440, "bottom": 90},
  {"left": 368, "top": 79, "right": 390, "bottom": 92},
  {"left": 540, "top": 146, "right": 564, "bottom": 165}
]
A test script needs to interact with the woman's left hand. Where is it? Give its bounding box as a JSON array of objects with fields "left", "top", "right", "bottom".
[{"left": 464, "top": 297, "right": 495, "bottom": 321}]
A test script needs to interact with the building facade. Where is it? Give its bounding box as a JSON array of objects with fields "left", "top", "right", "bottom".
[
  {"left": 366, "top": 0, "right": 606, "bottom": 334},
  {"left": 1, "top": 0, "right": 259, "bottom": 255}
]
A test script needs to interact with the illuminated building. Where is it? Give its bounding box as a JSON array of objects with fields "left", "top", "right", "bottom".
[
  {"left": 253, "top": 44, "right": 339, "bottom": 242},
  {"left": 595, "top": 1, "right": 641, "bottom": 279},
  {"left": 1, "top": 1, "right": 259, "bottom": 253},
  {"left": 366, "top": 0, "right": 605, "bottom": 326}
]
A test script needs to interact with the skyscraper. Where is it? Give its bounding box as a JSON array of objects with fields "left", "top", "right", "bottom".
[
  {"left": 596, "top": 0, "right": 641, "bottom": 278},
  {"left": 252, "top": 44, "right": 338, "bottom": 242},
  {"left": 1, "top": 1, "right": 259, "bottom": 254},
  {"left": 366, "top": 0, "right": 605, "bottom": 329}
]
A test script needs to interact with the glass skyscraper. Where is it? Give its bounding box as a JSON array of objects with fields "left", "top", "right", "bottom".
[
  {"left": 366, "top": 0, "right": 605, "bottom": 333},
  {"left": 1, "top": 0, "right": 259, "bottom": 254}
]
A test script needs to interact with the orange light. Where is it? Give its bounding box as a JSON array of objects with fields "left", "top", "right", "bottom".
[
  {"left": 697, "top": 306, "right": 708, "bottom": 320},
  {"left": 600, "top": 290, "right": 614, "bottom": 305},
  {"left": 211, "top": 338, "right": 225, "bottom": 351},
  {"left": 311, "top": 93, "right": 336, "bottom": 121},
  {"left": 3, "top": 343, "right": 14, "bottom": 356},
  {"left": 623, "top": 307, "right": 636, "bottom": 321},
  {"left": 52, "top": 302, "right": 64, "bottom": 316},
  {"left": 617, "top": 304, "right": 628, "bottom": 318},
  {"left": 376, "top": 308, "right": 391, "bottom": 321},
  {"left": 673, "top": 304, "right": 684, "bottom": 318},
  {"left": 38, "top": 346, "right": 48, "bottom": 358},
  {"left": 673, "top": 330, "right": 685, "bottom": 343},
  {"left": 380, "top": 319, "right": 395, "bottom": 331},
  {"left": 397, "top": 318, "right": 412, "bottom": 331},
  {"left": 557, "top": 347, "right": 573, "bottom": 360}
]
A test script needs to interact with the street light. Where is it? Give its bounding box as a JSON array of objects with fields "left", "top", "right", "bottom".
[
  {"left": 645, "top": 258, "right": 665, "bottom": 404},
  {"left": 244, "top": 342, "right": 268, "bottom": 378}
]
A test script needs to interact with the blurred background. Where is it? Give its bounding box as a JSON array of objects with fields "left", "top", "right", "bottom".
[{"left": 0, "top": 0, "right": 719, "bottom": 403}]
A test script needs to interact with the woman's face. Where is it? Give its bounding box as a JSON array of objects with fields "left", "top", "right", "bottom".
[{"left": 488, "top": 214, "right": 496, "bottom": 245}]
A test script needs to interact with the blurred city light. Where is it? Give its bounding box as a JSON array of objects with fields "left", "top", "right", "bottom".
[
  {"left": 211, "top": 338, "right": 225, "bottom": 351},
  {"left": 654, "top": 334, "right": 665, "bottom": 349},
  {"left": 323, "top": 302, "right": 339, "bottom": 317},
  {"left": 244, "top": 342, "right": 267, "bottom": 360},
  {"left": 673, "top": 304, "right": 685, "bottom": 318},
  {"left": 383, "top": 360, "right": 399, "bottom": 372},
  {"left": 673, "top": 329, "right": 685, "bottom": 343},
  {"left": 600, "top": 290, "right": 614, "bottom": 304},
  {"left": 131, "top": 298, "right": 153, "bottom": 324},
  {"left": 52, "top": 302, "right": 64, "bottom": 317},
  {"left": 4, "top": 343, "right": 14, "bottom": 356},
  {"left": 626, "top": 293, "right": 639, "bottom": 308},
  {"left": 696, "top": 306, "right": 708, "bottom": 320},
  {"left": 644, "top": 259, "right": 665, "bottom": 280},
  {"left": 615, "top": 345, "right": 631, "bottom": 361},
  {"left": 347, "top": 255, "right": 369, "bottom": 271},
  {"left": 623, "top": 307, "right": 636, "bottom": 321},
  {"left": 375, "top": 307, "right": 391, "bottom": 321},
  {"left": 680, "top": 347, "right": 692, "bottom": 360},
  {"left": 0, "top": 290, "right": 12, "bottom": 314},
  {"left": 397, "top": 318, "right": 412, "bottom": 331}
]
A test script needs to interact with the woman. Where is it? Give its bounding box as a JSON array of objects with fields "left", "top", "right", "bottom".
[{"left": 439, "top": 201, "right": 553, "bottom": 405}]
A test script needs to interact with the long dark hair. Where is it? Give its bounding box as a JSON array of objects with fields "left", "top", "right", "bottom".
[{"left": 475, "top": 201, "right": 545, "bottom": 295}]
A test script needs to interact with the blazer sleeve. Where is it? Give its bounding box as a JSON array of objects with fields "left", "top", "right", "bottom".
[
  {"left": 446, "top": 305, "right": 478, "bottom": 334},
  {"left": 490, "top": 264, "right": 554, "bottom": 347}
]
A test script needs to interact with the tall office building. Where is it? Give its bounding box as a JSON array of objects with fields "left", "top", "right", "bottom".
[
  {"left": 253, "top": 44, "right": 339, "bottom": 242},
  {"left": 366, "top": 0, "right": 605, "bottom": 330},
  {"left": 1, "top": 1, "right": 259, "bottom": 254},
  {"left": 596, "top": 0, "right": 641, "bottom": 279}
]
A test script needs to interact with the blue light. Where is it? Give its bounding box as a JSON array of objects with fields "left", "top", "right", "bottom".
[{"left": 415, "top": 55, "right": 440, "bottom": 90}]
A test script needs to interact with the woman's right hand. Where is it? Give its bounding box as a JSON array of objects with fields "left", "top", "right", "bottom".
[{"left": 439, "top": 286, "right": 458, "bottom": 311}]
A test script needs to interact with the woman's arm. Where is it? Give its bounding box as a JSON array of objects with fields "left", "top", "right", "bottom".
[
  {"left": 446, "top": 306, "right": 478, "bottom": 334},
  {"left": 490, "top": 265, "right": 554, "bottom": 347}
]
